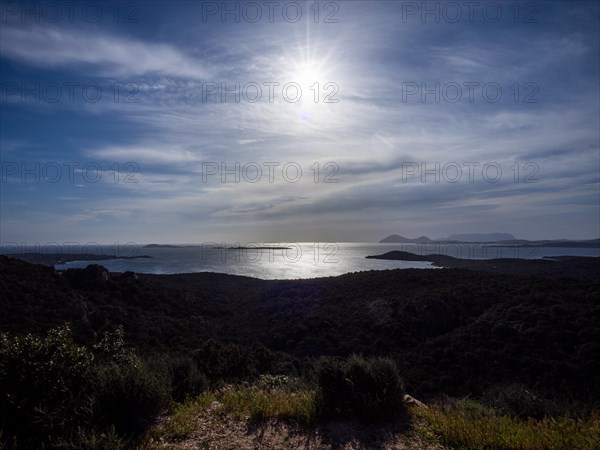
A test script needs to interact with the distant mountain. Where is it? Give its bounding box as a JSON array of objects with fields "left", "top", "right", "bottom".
[
  {"left": 379, "top": 235, "right": 433, "bottom": 243},
  {"left": 378, "top": 234, "right": 600, "bottom": 248},
  {"left": 501, "top": 239, "right": 600, "bottom": 248},
  {"left": 379, "top": 233, "right": 519, "bottom": 243},
  {"left": 446, "top": 233, "right": 517, "bottom": 242},
  {"left": 379, "top": 233, "right": 518, "bottom": 243}
]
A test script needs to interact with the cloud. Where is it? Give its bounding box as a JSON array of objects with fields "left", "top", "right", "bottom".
[
  {"left": 0, "top": 25, "right": 214, "bottom": 79},
  {"left": 89, "top": 143, "right": 204, "bottom": 165}
]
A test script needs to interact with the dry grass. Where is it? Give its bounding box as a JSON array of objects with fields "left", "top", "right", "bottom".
[
  {"left": 413, "top": 399, "right": 600, "bottom": 450},
  {"left": 145, "top": 385, "right": 319, "bottom": 445},
  {"left": 143, "top": 388, "right": 600, "bottom": 450}
]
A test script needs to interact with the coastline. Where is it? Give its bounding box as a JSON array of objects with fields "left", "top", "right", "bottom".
[
  {"left": 366, "top": 251, "right": 600, "bottom": 280},
  {"left": 3, "top": 253, "right": 153, "bottom": 267}
]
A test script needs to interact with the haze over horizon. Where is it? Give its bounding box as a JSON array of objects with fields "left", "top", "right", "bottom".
[{"left": 1, "top": 1, "right": 599, "bottom": 245}]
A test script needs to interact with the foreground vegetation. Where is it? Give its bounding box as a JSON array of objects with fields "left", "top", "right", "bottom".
[
  {"left": 152, "top": 382, "right": 320, "bottom": 443},
  {"left": 414, "top": 400, "right": 600, "bottom": 450},
  {"left": 0, "top": 324, "right": 408, "bottom": 447},
  {"left": 146, "top": 387, "right": 600, "bottom": 450},
  {"left": 0, "top": 326, "right": 171, "bottom": 448},
  {"left": 2, "top": 325, "right": 599, "bottom": 449}
]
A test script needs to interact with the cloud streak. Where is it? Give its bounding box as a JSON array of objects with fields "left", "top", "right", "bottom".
[{"left": 0, "top": 25, "right": 214, "bottom": 79}]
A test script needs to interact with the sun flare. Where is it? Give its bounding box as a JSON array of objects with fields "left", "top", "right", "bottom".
[{"left": 290, "top": 59, "right": 328, "bottom": 88}]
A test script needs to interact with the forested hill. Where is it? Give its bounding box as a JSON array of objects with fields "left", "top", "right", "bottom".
[{"left": 1, "top": 255, "right": 599, "bottom": 404}]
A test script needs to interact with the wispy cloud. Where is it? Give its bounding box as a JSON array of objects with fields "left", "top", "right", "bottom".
[{"left": 0, "top": 25, "right": 214, "bottom": 79}]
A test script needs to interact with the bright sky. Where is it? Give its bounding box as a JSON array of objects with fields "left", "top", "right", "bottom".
[{"left": 1, "top": 1, "right": 599, "bottom": 244}]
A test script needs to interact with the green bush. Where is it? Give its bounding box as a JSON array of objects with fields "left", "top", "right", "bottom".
[
  {"left": 92, "top": 357, "right": 169, "bottom": 435},
  {"left": 484, "top": 384, "right": 560, "bottom": 420},
  {"left": 316, "top": 355, "right": 406, "bottom": 420},
  {"left": 0, "top": 325, "right": 95, "bottom": 447},
  {"left": 316, "top": 356, "right": 351, "bottom": 415},
  {"left": 0, "top": 325, "right": 169, "bottom": 448},
  {"left": 194, "top": 339, "right": 254, "bottom": 382},
  {"left": 161, "top": 354, "right": 207, "bottom": 402}
]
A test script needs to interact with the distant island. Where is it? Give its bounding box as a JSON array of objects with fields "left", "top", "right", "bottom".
[
  {"left": 144, "top": 244, "right": 292, "bottom": 250},
  {"left": 379, "top": 233, "right": 515, "bottom": 243},
  {"left": 143, "top": 244, "right": 184, "bottom": 248},
  {"left": 143, "top": 244, "right": 292, "bottom": 250},
  {"left": 446, "top": 233, "right": 517, "bottom": 242},
  {"left": 379, "top": 233, "right": 600, "bottom": 247},
  {"left": 379, "top": 235, "right": 433, "bottom": 243},
  {"left": 226, "top": 246, "right": 292, "bottom": 250}
]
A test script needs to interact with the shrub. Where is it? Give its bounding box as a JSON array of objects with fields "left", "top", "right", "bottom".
[
  {"left": 0, "top": 325, "right": 95, "bottom": 447},
  {"left": 194, "top": 339, "right": 254, "bottom": 382},
  {"left": 316, "top": 355, "right": 406, "bottom": 421},
  {"left": 92, "top": 356, "right": 169, "bottom": 436},
  {"left": 163, "top": 354, "right": 207, "bottom": 402},
  {"left": 484, "top": 384, "right": 560, "bottom": 420},
  {"left": 53, "top": 426, "right": 127, "bottom": 450},
  {"left": 315, "top": 356, "right": 348, "bottom": 415},
  {"left": 0, "top": 325, "right": 168, "bottom": 448},
  {"left": 258, "top": 374, "right": 291, "bottom": 391},
  {"left": 249, "top": 341, "right": 298, "bottom": 376}
]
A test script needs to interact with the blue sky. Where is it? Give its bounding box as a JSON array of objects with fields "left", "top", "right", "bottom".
[{"left": 1, "top": 0, "right": 599, "bottom": 244}]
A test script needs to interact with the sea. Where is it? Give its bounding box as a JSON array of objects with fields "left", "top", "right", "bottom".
[{"left": 3, "top": 242, "right": 598, "bottom": 280}]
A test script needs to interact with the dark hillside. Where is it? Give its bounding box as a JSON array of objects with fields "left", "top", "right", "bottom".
[{"left": 1, "top": 255, "right": 599, "bottom": 404}]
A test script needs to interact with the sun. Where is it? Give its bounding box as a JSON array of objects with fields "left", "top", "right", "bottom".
[{"left": 290, "top": 59, "right": 328, "bottom": 88}]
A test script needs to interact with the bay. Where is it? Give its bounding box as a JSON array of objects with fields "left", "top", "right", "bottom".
[{"left": 37, "top": 242, "right": 600, "bottom": 279}]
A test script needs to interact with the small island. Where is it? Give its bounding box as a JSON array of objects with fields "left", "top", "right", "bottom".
[
  {"left": 226, "top": 246, "right": 293, "bottom": 250},
  {"left": 143, "top": 244, "right": 184, "bottom": 248}
]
